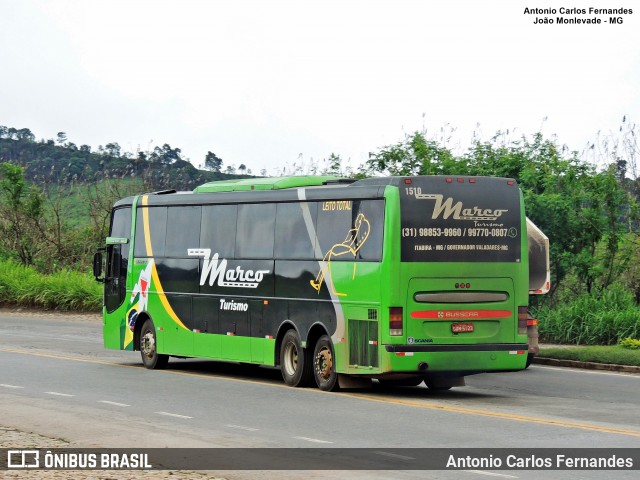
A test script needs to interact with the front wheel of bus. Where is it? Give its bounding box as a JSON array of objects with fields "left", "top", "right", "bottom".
[
  {"left": 280, "top": 330, "right": 313, "bottom": 387},
  {"left": 140, "top": 319, "right": 169, "bottom": 370},
  {"left": 313, "top": 335, "right": 339, "bottom": 392}
]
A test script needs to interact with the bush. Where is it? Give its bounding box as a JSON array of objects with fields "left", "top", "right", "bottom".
[
  {"left": 0, "top": 258, "right": 101, "bottom": 311},
  {"left": 619, "top": 337, "right": 640, "bottom": 350},
  {"left": 536, "top": 284, "right": 640, "bottom": 345}
]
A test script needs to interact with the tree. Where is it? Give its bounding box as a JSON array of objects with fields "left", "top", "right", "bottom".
[
  {"left": 104, "top": 142, "right": 121, "bottom": 157},
  {"left": 464, "top": 132, "right": 639, "bottom": 298},
  {"left": 0, "top": 162, "right": 44, "bottom": 265},
  {"left": 15, "top": 128, "right": 35, "bottom": 142},
  {"left": 238, "top": 164, "right": 247, "bottom": 175},
  {"left": 323, "top": 153, "right": 343, "bottom": 175},
  {"left": 204, "top": 151, "right": 223, "bottom": 172},
  {"left": 56, "top": 132, "right": 67, "bottom": 145},
  {"left": 366, "top": 131, "right": 459, "bottom": 176},
  {"left": 150, "top": 143, "right": 182, "bottom": 164}
]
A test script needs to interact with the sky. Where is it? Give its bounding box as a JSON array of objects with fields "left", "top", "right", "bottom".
[{"left": 1, "top": 0, "right": 638, "bottom": 174}]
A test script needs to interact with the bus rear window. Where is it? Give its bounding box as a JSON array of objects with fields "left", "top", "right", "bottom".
[{"left": 400, "top": 177, "right": 521, "bottom": 262}]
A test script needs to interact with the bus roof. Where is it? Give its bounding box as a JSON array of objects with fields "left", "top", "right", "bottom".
[
  {"left": 112, "top": 175, "right": 520, "bottom": 209},
  {"left": 193, "top": 175, "right": 352, "bottom": 193}
]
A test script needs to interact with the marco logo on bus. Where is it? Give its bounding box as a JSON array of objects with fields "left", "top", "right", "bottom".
[
  {"left": 188, "top": 248, "right": 270, "bottom": 288},
  {"left": 411, "top": 190, "right": 508, "bottom": 221}
]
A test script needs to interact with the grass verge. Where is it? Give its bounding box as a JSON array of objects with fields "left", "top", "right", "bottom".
[
  {"left": 0, "top": 258, "right": 101, "bottom": 311},
  {"left": 535, "top": 284, "right": 640, "bottom": 345},
  {"left": 538, "top": 345, "right": 640, "bottom": 367}
]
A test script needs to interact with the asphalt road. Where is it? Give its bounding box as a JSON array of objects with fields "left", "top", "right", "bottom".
[{"left": 1, "top": 310, "right": 639, "bottom": 479}]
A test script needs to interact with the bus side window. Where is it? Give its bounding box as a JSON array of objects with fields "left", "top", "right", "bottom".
[
  {"left": 201, "top": 205, "right": 237, "bottom": 258},
  {"left": 134, "top": 207, "right": 167, "bottom": 257},
  {"left": 236, "top": 204, "right": 276, "bottom": 259},
  {"left": 275, "top": 203, "right": 317, "bottom": 260},
  {"left": 165, "top": 206, "right": 202, "bottom": 257},
  {"left": 353, "top": 200, "right": 383, "bottom": 261},
  {"left": 315, "top": 200, "right": 383, "bottom": 262}
]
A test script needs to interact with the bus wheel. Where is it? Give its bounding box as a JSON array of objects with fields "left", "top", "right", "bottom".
[
  {"left": 280, "top": 330, "right": 312, "bottom": 387},
  {"left": 313, "top": 335, "right": 339, "bottom": 391},
  {"left": 140, "top": 319, "right": 169, "bottom": 370},
  {"left": 424, "top": 380, "right": 452, "bottom": 392},
  {"left": 378, "top": 377, "right": 424, "bottom": 387},
  {"left": 525, "top": 353, "right": 534, "bottom": 369}
]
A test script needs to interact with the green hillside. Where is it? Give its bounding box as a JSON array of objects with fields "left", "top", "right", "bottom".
[{"left": 0, "top": 127, "right": 243, "bottom": 193}]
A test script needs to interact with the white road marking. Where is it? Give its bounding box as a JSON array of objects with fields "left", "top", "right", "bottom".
[
  {"left": 99, "top": 400, "right": 131, "bottom": 407},
  {"left": 0, "top": 384, "right": 24, "bottom": 389},
  {"left": 226, "top": 424, "right": 259, "bottom": 432},
  {"left": 293, "top": 436, "right": 333, "bottom": 444},
  {"left": 465, "top": 470, "right": 518, "bottom": 478},
  {"left": 535, "top": 365, "right": 640, "bottom": 378},
  {"left": 373, "top": 451, "right": 415, "bottom": 461},
  {"left": 45, "top": 391, "right": 74, "bottom": 397},
  {"left": 155, "top": 411, "right": 193, "bottom": 419}
]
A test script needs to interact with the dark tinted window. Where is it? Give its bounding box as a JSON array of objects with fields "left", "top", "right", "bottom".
[
  {"left": 110, "top": 207, "right": 131, "bottom": 239},
  {"left": 200, "top": 204, "right": 237, "bottom": 258},
  {"left": 165, "top": 206, "right": 202, "bottom": 257},
  {"left": 315, "top": 199, "right": 383, "bottom": 262},
  {"left": 316, "top": 200, "right": 353, "bottom": 260},
  {"left": 275, "top": 202, "right": 317, "bottom": 260},
  {"left": 110, "top": 207, "right": 131, "bottom": 263},
  {"left": 352, "top": 200, "right": 383, "bottom": 261},
  {"left": 134, "top": 207, "right": 167, "bottom": 257},
  {"left": 107, "top": 207, "right": 131, "bottom": 313},
  {"left": 236, "top": 204, "right": 276, "bottom": 259}
]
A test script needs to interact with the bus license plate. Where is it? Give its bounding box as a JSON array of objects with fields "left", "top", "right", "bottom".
[{"left": 452, "top": 323, "right": 474, "bottom": 333}]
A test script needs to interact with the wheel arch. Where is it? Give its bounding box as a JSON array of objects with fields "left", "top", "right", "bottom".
[
  {"left": 132, "top": 311, "right": 152, "bottom": 352},
  {"left": 274, "top": 320, "right": 297, "bottom": 366},
  {"left": 306, "top": 322, "right": 330, "bottom": 354}
]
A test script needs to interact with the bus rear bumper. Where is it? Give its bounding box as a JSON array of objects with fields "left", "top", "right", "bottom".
[{"left": 383, "top": 343, "right": 529, "bottom": 373}]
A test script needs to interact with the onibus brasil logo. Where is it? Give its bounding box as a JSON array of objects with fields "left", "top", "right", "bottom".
[{"left": 188, "top": 248, "right": 270, "bottom": 288}]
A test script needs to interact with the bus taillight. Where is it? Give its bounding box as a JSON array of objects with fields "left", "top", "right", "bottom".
[{"left": 389, "top": 307, "right": 403, "bottom": 336}]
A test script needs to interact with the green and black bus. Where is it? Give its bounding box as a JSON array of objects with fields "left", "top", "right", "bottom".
[{"left": 94, "top": 175, "right": 546, "bottom": 391}]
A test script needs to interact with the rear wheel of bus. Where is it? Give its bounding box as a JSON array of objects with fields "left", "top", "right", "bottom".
[
  {"left": 280, "top": 329, "right": 313, "bottom": 387},
  {"left": 313, "top": 335, "right": 339, "bottom": 392},
  {"left": 140, "top": 318, "right": 169, "bottom": 369}
]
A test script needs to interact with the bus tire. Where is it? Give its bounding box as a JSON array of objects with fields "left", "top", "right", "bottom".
[
  {"left": 425, "top": 380, "right": 452, "bottom": 392},
  {"left": 313, "top": 335, "right": 339, "bottom": 392},
  {"left": 280, "top": 329, "right": 313, "bottom": 387},
  {"left": 525, "top": 353, "right": 534, "bottom": 369},
  {"left": 140, "top": 318, "right": 169, "bottom": 370},
  {"left": 378, "top": 377, "right": 424, "bottom": 387}
]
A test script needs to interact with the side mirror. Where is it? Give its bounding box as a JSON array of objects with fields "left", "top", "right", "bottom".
[{"left": 93, "top": 250, "right": 105, "bottom": 282}]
